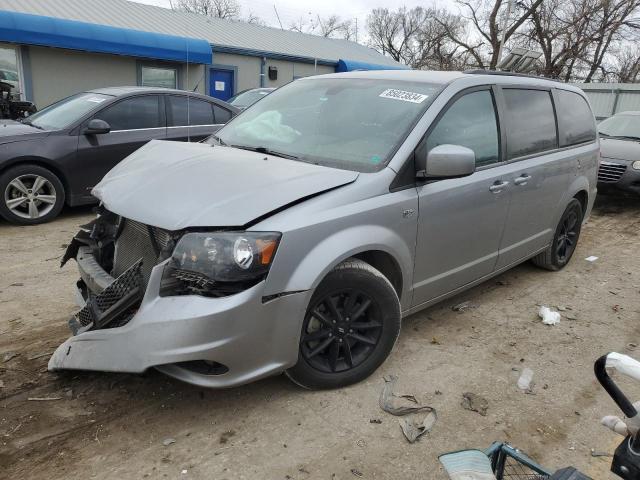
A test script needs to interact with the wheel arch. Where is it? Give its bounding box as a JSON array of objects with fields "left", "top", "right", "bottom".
[
  {"left": 1, "top": 157, "right": 70, "bottom": 203},
  {"left": 573, "top": 189, "right": 588, "bottom": 216},
  {"left": 268, "top": 225, "right": 414, "bottom": 310}
]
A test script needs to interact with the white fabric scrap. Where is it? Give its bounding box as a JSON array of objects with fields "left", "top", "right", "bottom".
[{"left": 538, "top": 306, "right": 561, "bottom": 325}]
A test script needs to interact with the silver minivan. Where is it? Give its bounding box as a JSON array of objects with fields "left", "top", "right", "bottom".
[{"left": 50, "top": 70, "right": 599, "bottom": 389}]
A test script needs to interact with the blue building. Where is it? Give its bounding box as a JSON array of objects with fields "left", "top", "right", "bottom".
[{"left": 0, "top": 0, "right": 405, "bottom": 109}]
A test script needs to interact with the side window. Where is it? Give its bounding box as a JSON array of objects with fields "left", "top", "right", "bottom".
[
  {"left": 213, "top": 104, "right": 232, "bottom": 124},
  {"left": 503, "top": 89, "right": 557, "bottom": 158},
  {"left": 425, "top": 90, "right": 500, "bottom": 167},
  {"left": 556, "top": 90, "right": 596, "bottom": 146},
  {"left": 167, "top": 96, "right": 214, "bottom": 126},
  {"left": 96, "top": 96, "right": 161, "bottom": 131}
]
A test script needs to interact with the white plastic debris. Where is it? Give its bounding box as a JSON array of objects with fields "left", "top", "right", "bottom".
[
  {"left": 585, "top": 256, "right": 599, "bottom": 262},
  {"left": 538, "top": 306, "right": 561, "bottom": 325},
  {"left": 517, "top": 368, "right": 534, "bottom": 391}
]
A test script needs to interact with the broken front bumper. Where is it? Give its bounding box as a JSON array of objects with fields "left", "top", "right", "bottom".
[{"left": 49, "top": 249, "right": 310, "bottom": 388}]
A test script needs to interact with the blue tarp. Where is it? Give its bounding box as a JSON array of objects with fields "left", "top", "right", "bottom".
[
  {"left": 336, "top": 59, "right": 409, "bottom": 72},
  {"left": 0, "top": 10, "right": 212, "bottom": 64}
]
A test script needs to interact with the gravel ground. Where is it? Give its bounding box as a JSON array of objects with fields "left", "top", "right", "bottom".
[{"left": 1, "top": 196, "right": 639, "bottom": 480}]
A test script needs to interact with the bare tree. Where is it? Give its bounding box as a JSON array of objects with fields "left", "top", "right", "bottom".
[
  {"left": 290, "top": 15, "right": 354, "bottom": 40},
  {"left": 444, "top": 0, "right": 544, "bottom": 70},
  {"left": 516, "top": 0, "right": 640, "bottom": 81},
  {"left": 366, "top": 7, "right": 472, "bottom": 70},
  {"left": 171, "top": 0, "right": 240, "bottom": 19},
  {"left": 171, "top": 0, "right": 265, "bottom": 24}
]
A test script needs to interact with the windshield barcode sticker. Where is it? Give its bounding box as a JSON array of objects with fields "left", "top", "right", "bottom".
[{"left": 379, "top": 89, "right": 428, "bottom": 103}]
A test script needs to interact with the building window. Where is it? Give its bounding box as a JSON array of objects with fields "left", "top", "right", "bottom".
[
  {"left": 140, "top": 65, "right": 177, "bottom": 89},
  {"left": 0, "top": 44, "right": 23, "bottom": 99}
]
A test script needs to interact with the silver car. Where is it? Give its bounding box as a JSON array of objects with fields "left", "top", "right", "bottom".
[{"left": 50, "top": 70, "right": 599, "bottom": 389}]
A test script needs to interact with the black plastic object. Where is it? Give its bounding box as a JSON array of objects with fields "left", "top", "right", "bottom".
[
  {"left": 611, "top": 436, "right": 640, "bottom": 479},
  {"left": 594, "top": 354, "right": 638, "bottom": 418},
  {"left": 594, "top": 353, "right": 640, "bottom": 478},
  {"left": 549, "top": 467, "right": 592, "bottom": 479}
]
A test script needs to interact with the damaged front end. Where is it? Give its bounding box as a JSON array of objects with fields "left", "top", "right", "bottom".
[{"left": 60, "top": 208, "right": 179, "bottom": 334}]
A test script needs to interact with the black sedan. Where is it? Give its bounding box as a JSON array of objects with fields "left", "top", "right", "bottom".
[
  {"left": 0, "top": 87, "right": 238, "bottom": 224},
  {"left": 598, "top": 111, "right": 640, "bottom": 196}
]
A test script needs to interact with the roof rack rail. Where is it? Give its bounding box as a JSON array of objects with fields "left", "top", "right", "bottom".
[{"left": 463, "top": 69, "right": 559, "bottom": 81}]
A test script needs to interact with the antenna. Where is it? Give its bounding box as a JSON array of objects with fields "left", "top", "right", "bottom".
[
  {"left": 273, "top": 5, "right": 283, "bottom": 30},
  {"left": 186, "top": 27, "right": 190, "bottom": 142}
]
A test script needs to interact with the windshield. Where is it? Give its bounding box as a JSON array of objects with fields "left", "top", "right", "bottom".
[
  {"left": 210, "top": 78, "right": 442, "bottom": 172},
  {"left": 26, "top": 92, "right": 112, "bottom": 130},
  {"left": 598, "top": 114, "right": 640, "bottom": 140},
  {"left": 229, "top": 89, "right": 272, "bottom": 108}
]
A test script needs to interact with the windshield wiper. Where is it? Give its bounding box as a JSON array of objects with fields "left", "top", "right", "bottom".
[
  {"left": 20, "top": 119, "right": 44, "bottom": 130},
  {"left": 230, "top": 144, "right": 299, "bottom": 160}
]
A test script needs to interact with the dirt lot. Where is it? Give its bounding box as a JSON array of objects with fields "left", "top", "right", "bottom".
[{"left": 1, "top": 197, "right": 640, "bottom": 480}]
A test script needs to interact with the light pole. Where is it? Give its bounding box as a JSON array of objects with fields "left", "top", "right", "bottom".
[{"left": 496, "top": 0, "right": 514, "bottom": 68}]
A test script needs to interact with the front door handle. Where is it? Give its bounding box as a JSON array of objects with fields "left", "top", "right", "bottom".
[
  {"left": 489, "top": 180, "right": 509, "bottom": 193},
  {"left": 514, "top": 174, "right": 531, "bottom": 186}
]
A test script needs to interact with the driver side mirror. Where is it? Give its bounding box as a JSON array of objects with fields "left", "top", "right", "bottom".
[
  {"left": 417, "top": 144, "right": 476, "bottom": 179},
  {"left": 84, "top": 119, "right": 111, "bottom": 135}
]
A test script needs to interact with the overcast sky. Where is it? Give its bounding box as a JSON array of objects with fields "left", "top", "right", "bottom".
[{"left": 131, "top": 0, "right": 457, "bottom": 42}]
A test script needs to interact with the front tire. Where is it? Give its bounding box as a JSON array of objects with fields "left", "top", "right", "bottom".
[
  {"left": 286, "top": 259, "right": 401, "bottom": 389},
  {"left": 531, "top": 198, "right": 583, "bottom": 271},
  {"left": 0, "top": 164, "right": 65, "bottom": 225}
]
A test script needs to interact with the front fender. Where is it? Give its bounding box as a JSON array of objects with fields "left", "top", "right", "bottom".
[{"left": 284, "top": 225, "right": 413, "bottom": 308}]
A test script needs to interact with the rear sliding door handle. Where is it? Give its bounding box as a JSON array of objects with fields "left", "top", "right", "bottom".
[
  {"left": 514, "top": 174, "right": 531, "bottom": 186},
  {"left": 489, "top": 180, "right": 509, "bottom": 193}
]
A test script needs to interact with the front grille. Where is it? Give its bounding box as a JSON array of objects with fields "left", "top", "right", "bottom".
[
  {"left": 76, "top": 259, "right": 143, "bottom": 329},
  {"left": 598, "top": 161, "right": 627, "bottom": 183},
  {"left": 112, "top": 218, "right": 172, "bottom": 285}
]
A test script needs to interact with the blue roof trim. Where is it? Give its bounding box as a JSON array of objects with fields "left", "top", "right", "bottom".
[
  {"left": 0, "top": 10, "right": 212, "bottom": 64},
  {"left": 336, "top": 59, "right": 408, "bottom": 72},
  {"left": 212, "top": 44, "right": 336, "bottom": 67}
]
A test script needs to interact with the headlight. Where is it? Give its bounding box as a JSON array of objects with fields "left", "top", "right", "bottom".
[
  {"left": 633, "top": 160, "right": 640, "bottom": 170},
  {"left": 160, "top": 232, "right": 281, "bottom": 297}
]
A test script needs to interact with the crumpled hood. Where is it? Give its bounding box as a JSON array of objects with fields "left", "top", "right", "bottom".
[
  {"left": 0, "top": 120, "right": 49, "bottom": 143},
  {"left": 600, "top": 137, "right": 640, "bottom": 162},
  {"left": 93, "top": 140, "right": 359, "bottom": 230}
]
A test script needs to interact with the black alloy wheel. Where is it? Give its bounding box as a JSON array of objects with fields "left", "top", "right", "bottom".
[
  {"left": 301, "top": 289, "right": 383, "bottom": 374},
  {"left": 286, "top": 258, "right": 401, "bottom": 389}
]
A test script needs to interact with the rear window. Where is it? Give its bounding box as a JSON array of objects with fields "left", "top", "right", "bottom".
[
  {"left": 503, "top": 89, "right": 558, "bottom": 159},
  {"left": 556, "top": 90, "right": 596, "bottom": 146},
  {"left": 168, "top": 96, "right": 214, "bottom": 126}
]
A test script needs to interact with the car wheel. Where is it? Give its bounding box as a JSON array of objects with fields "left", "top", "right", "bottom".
[
  {"left": 0, "top": 164, "right": 65, "bottom": 225},
  {"left": 286, "top": 258, "right": 401, "bottom": 389},
  {"left": 531, "top": 198, "right": 583, "bottom": 271}
]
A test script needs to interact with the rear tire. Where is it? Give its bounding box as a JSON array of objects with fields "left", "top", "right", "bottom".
[
  {"left": 286, "top": 258, "right": 401, "bottom": 390},
  {"left": 531, "top": 198, "right": 583, "bottom": 271},
  {"left": 0, "top": 164, "right": 65, "bottom": 225}
]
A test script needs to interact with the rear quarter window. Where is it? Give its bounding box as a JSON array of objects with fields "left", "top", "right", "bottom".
[
  {"left": 503, "top": 89, "right": 557, "bottom": 159},
  {"left": 555, "top": 90, "right": 596, "bottom": 146}
]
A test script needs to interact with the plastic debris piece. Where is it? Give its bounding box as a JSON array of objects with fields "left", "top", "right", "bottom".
[
  {"left": 399, "top": 410, "right": 437, "bottom": 443},
  {"left": 379, "top": 375, "right": 434, "bottom": 416},
  {"left": 3, "top": 352, "right": 18, "bottom": 363},
  {"left": 28, "top": 397, "right": 62, "bottom": 401},
  {"left": 162, "top": 438, "right": 176, "bottom": 446},
  {"left": 461, "top": 392, "right": 488, "bottom": 416},
  {"left": 585, "top": 256, "right": 599, "bottom": 262},
  {"left": 351, "top": 468, "right": 363, "bottom": 477},
  {"left": 538, "top": 306, "right": 560, "bottom": 325},
  {"left": 379, "top": 375, "right": 437, "bottom": 443},
  {"left": 517, "top": 368, "right": 534, "bottom": 392},
  {"left": 452, "top": 301, "right": 475, "bottom": 312}
]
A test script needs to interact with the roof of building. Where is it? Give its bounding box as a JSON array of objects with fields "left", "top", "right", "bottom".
[{"left": 0, "top": 0, "right": 402, "bottom": 67}]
